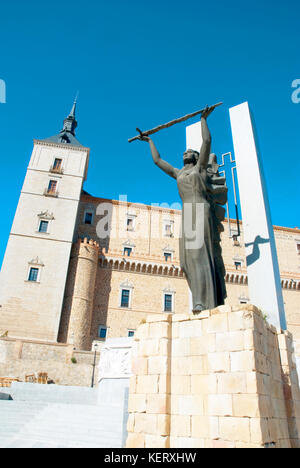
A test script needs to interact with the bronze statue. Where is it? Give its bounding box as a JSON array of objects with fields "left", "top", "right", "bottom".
[{"left": 138, "top": 106, "right": 227, "bottom": 312}]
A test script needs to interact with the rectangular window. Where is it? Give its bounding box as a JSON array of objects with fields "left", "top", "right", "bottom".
[
  {"left": 28, "top": 267, "right": 39, "bottom": 282},
  {"left": 39, "top": 220, "right": 49, "bottom": 233},
  {"left": 53, "top": 158, "right": 62, "bottom": 170},
  {"left": 124, "top": 247, "right": 132, "bottom": 257},
  {"left": 164, "top": 252, "right": 172, "bottom": 262},
  {"left": 128, "top": 330, "right": 135, "bottom": 338},
  {"left": 121, "top": 289, "right": 130, "bottom": 308},
  {"left": 235, "top": 261, "right": 242, "bottom": 271},
  {"left": 48, "top": 180, "right": 57, "bottom": 194},
  {"left": 127, "top": 218, "right": 134, "bottom": 231},
  {"left": 164, "top": 294, "right": 173, "bottom": 312},
  {"left": 233, "top": 235, "right": 240, "bottom": 246},
  {"left": 84, "top": 212, "right": 93, "bottom": 225},
  {"left": 98, "top": 326, "right": 107, "bottom": 340},
  {"left": 297, "top": 244, "right": 300, "bottom": 254}
]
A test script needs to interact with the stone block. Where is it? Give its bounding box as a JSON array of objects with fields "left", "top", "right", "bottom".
[
  {"left": 230, "top": 350, "right": 256, "bottom": 372},
  {"left": 158, "top": 374, "right": 169, "bottom": 394},
  {"left": 217, "top": 373, "right": 247, "bottom": 394},
  {"left": 157, "top": 414, "right": 170, "bottom": 436},
  {"left": 134, "top": 413, "right": 157, "bottom": 434},
  {"left": 128, "top": 393, "right": 147, "bottom": 413},
  {"left": 208, "top": 352, "right": 230, "bottom": 373},
  {"left": 179, "top": 320, "right": 202, "bottom": 338},
  {"left": 176, "top": 395, "right": 204, "bottom": 416},
  {"left": 132, "top": 357, "right": 148, "bottom": 375},
  {"left": 129, "top": 375, "right": 137, "bottom": 394},
  {"left": 126, "top": 433, "right": 145, "bottom": 448},
  {"left": 172, "top": 338, "right": 190, "bottom": 357},
  {"left": 191, "top": 374, "right": 217, "bottom": 394},
  {"left": 205, "top": 314, "right": 228, "bottom": 333},
  {"left": 216, "top": 331, "right": 244, "bottom": 352},
  {"left": 190, "top": 356, "right": 208, "bottom": 375},
  {"left": 159, "top": 338, "right": 169, "bottom": 355},
  {"left": 170, "top": 415, "right": 191, "bottom": 437},
  {"left": 145, "top": 435, "right": 170, "bottom": 448},
  {"left": 232, "top": 394, "right": 260, "bottom": 418},
  {"left": 219, "top": 417, "right": 251, "bottom": 443},
  {"left": 139, "top": 339, "right": 160, "bottom": 357},
  {"left": 135, "top": 323, "right": 149, "bottom": 340},
  {"left": 148, "top": 356, "right": 169, "bottom": 375},
  {"left": 136, "top": 375, "right": 158, "bottom": 394},
  {"left": 171, "top": 375, "right": 191, "bottom": 395},
  {"left": 170, "top": 437, "right": 205, "bottom": 448},
  {"left": 172, "top": 314, "right": 190, "bottom": 323},
  {"left": 149, "top": 322, "right": 170, "bottom": 339},
  {"left": 212, "top": 439, "right": 236, "bottom": 449},
  {"left": 190, "top": 335, "right": 216, "bottom": 355},
  {"left": 146, "top": 394, "right": 168, "bottom": 414},
  {"left": 191, "top": 415, "right": 210, "bottom": 438},
  {"left": 127, "top": 414, "right": 135, "bottom": 432},
  {"left": 208, "top": 394, "right": 233, "bottom": 416},
  {"left": 171, "top": 356, "right": 192, "bottom": 376}
]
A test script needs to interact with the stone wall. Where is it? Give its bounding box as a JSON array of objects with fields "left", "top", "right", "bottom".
[
  {"left": 126, "top": 305, "right": 300, "bottom": 448},
  {"left": 0, "top": 337, "right": 101, "bottom": 387}
]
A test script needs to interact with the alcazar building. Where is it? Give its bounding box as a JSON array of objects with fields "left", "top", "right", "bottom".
[{"left": 0, "top": 103, "right": 299, "bottom": 383}]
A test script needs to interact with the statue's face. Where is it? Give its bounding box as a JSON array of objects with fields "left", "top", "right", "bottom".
[{"left": 183, "top": 150, "right": 198, "bottom": 165}]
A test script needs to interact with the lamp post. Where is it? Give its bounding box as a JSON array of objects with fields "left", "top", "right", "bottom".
[{"left": 91, "top": 342, "right": 99, "bottom": 388}]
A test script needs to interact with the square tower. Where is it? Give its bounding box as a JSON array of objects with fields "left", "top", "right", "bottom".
[{"left": 0, "top": 102, "right": 90, "bottom": 342}]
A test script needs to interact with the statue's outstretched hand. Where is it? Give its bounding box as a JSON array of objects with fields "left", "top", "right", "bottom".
[
  {"left": 138, "top": 135, "right": 151, "bottom": 143},
  {"left": 201, "top": 105, "right": 215, "bottom": 119}
]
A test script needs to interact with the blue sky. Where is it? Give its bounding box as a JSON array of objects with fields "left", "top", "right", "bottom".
[{"left": 0, "top": 0, "right": 299, "bottom": 267}]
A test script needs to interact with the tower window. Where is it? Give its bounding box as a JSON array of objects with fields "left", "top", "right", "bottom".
[
  {"left": 164, "top": 252, "right": 172, "bottom": 262},
  {"left": 126, "top": 217, "right": 134, "bottom": 231},
  {"left": 233, "top": 235, "right": 240, "bottom": 246},
  {"left": 47, "top": 180, "right": 57, "bottom": 194},
  {"left": 51, "top": 158, "right": 63, "bottom": 173},
  {"left": 164, "top": 294, "right": 173, "bottom": 312},
  {"left": 39, "top": 220, "right": 49, "bottom": 233},
  {"left": 28, "top": 268, "right": 39, "bottom": 282},
  {"left": 128, "top": 330, "right": 135, "bottom": 338},
  {"left": 121, "top": 289, "right": 130, "bottom": 308},
  {"left": 84, "top": 212, "right": 94, "bottom": 225},
  {"left": 234, "top": 261, "right": 242, "bottom": 271},
  {"left": 297, "top": 244, "right": 300, "bottom": 255},
  {"left": 98, "top": 326, "right": 107, "bottom": 340},
  {"left": 124, "top": 247, "right": 132, "bottom": 257}
]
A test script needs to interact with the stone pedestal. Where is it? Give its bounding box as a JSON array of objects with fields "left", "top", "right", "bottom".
[{"left": 126, "top": 305, "right": 300, "bottom": 449}]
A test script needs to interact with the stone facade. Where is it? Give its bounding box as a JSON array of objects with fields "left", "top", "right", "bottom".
[
  {"left": 126, "top": 305, "right": 300, "bottom": 448},
  {"left": 0, "top": 139, "right": 90, "bottom": 342},
  {"left": 0, "top": 337, "right": 101, "bottom": 387}
]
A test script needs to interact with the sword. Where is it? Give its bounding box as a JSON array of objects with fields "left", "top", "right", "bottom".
[{"left": 128, "top": 102, "right": 223, "bottom": 143}]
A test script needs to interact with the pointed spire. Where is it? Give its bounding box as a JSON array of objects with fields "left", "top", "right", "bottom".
[
  {"left": 61, "top": 94, "right": 78, "bottom": 137},
  {"left": 68, "top": 91, "right": 78, "bottom": 119}
]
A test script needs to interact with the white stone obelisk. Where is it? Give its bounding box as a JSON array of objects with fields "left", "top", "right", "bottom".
[{"left": 229, "top": 102, "right": 286, "bottom": 330}]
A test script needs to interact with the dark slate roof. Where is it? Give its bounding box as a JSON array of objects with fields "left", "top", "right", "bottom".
[
  {"left": 40, "top": 99, "right": 85, "bottom": 148},
  {"left": 42, "top": 131, "right": 84, "bottom": 147}
]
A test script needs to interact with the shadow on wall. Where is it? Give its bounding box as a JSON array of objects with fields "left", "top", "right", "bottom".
[{"left": 245, "top": 235, "right": 269, "bottom": 266}]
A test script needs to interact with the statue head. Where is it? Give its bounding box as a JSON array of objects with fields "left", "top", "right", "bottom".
[{"left": 183, "top": 149, "right": 199, "bottom": 166}]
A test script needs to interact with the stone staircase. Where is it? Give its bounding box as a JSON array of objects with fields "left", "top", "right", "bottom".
[{"left": 0, "top": 383, "right": 128, "bottom": 448}]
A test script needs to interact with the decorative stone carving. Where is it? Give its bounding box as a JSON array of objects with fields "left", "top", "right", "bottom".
[{"left": 98, "top": 338, "right": 134, "bottom": 381}]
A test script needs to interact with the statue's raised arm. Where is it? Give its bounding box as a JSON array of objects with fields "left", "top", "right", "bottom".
[
  {"left": 196, "top": 105, "right": 214, "bottom": 171},
  {"left": 139, "top": 135, "right": 179, "bottom": 180}
]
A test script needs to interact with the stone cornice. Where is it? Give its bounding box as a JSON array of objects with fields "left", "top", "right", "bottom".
[{"left": 34, "top": 139, "right": 90, "bottom": 154}]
